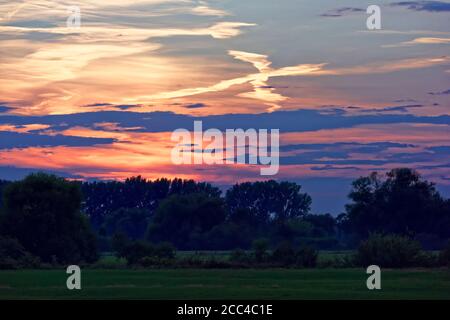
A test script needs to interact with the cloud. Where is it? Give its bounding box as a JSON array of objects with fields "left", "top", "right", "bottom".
[
  {"left": 429, "top": 88, "right": 450, "bottom": 95},
  {"left": 391, "top": 1, "right": 450, "bottom": 12},
  {"left": 0, "top": 22, "right": 256, "bottom": 41},
  {"left": 317, "top": 56, "right": 450, "bottom": 75},
  {"left": 0, "top": 166, "right": 81, "bottom": 181},
  {"left": 0, "top": 0, "right": 230, "bottom": 23},
  {"left": 1, "top": 108, "right": 450, "bottom": 136},
  {"left": 184, "top": 103, "right": 207, "bottom": 109},
  {"left": 83, "top": 103, "right": 114, "bottom": 107},
  {"left": 320, "top": 7, "right": 365, "bottom": 17},
  {"left": 0, "top": 131, "right": 115, "bottom": 149},
  {"left": 407, "top": 37, "right": 450, "bottom": 44},
  {"left": 384, "top": 36, "right": 450, "bottom": 47},
  {"left": 122, "top": 50, "right": 325, "bottom": 113},
  {"left": 351, "top": 104, "right": 425, "bottom": 114},
  {"left": 0, "top": 21, "right": 256, "bottom": 115},
  {"left": 0, "top": 105, "right": 14, "bottom": 113},
  {"left": 0, "top": 109, "right": 449, "bottom": 193},
  {"left": 191, "top": 3, "right": 229, "bottom": 17}
]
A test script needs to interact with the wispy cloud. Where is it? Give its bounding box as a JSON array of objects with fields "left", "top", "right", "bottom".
[
  {"left": 320, "top": 7, "right": 365, "bottom": 17},
  {"left": 383, "top": 36, "right": 450, "bottom": 47},
  {"left": 429, "top": 88, "right": 450, "bottom": 95},
  {"left": 391, "top": 1, "right": 450, "bottom": 12},
  {"left": 122, "top": 50, "right": 325, "bottom": 112}
]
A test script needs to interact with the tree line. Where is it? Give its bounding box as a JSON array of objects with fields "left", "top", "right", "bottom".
[{"left": 0, "top": 168, "right": 450, "bottom": 267}]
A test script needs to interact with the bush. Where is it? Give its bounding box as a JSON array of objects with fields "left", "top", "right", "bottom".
[
  {"left": 154, "top": 242, "right": 176, "bottom": 259},
  {"left": 122, "top": 241, "right": 155, "bottom": 265},
  {"left": 271, "top": 242, "right": 317, "bottom": 268},
  {"left": 439, "top": 242, "right": 450, "bottom": 267},
  {"left": 327, "top": 255, "right": 356, "bottom": 268},
  {"left": 121, "top": 240, "right": 176, "bottom": 265},
  {"left": 295, "top": 246, "right": 318, "bottom": 268},
  {"left": 356, "top": 234, "right": 427, "bottom": 268},
  {"left": 178, "top": 254, "right": 205, "bottom": 268},
  {"left": 0, "top": 236, "right": 40, "bottom": 269},
  {"left": 138, "top": 256, "right": 175, "bottom": 268},
  {"left": 271, "top": 242, "right": 296, "bottom": 266},
  {"left": 112, "top": 232, "right": 130, "bottom": 258},
  {"left": 230, "top": 249, "right": 251, "bottom": 264},
  {"left": 252, "top": 238, "right": 269, "bottom": 263}
]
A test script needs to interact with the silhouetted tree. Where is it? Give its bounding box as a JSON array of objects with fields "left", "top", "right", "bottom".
[
  {"left": 81, "top": 177, "right": 221, "bottom": 231},
  {"left": 147, "top": 193, "right": 226, "bottom": 249},
  {"left": 344, "top": 168, "right": 450, "bottom": 244},
  {"left": 0, "top": 173, "right": 98, "bottom": 263},
  {"left": 102, "top": 207, "right": 150, "bottom": 240},
  {"left": 0, "top": 180, "right": 10, "bottom": 209},
  {"left": 226, "top": 180, "right": 311, "bottom": 224}
]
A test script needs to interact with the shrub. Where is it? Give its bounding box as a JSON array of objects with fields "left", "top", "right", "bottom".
[
  {"left": 439, "top": 242, "right": 450, "bottom": 267},
  {"left": 230, "top": 249, "right": 251, "bottom": 264},
  {"left": 122, "top": 241, "right": 155, "bottom": 265},
  {"left": 0, "top": 236, "right": 40, "bottom": 269},
  {"left": 252, "top": 238, "right": 269, "bottom": 263},
  {"left": 329, "top": 255, "right": 357, "bottom": 268},
  {"left": 138, "top": 256, "right": 175, "bottom": 268},
  {"left": 121, "top": 240, "right": 176, "bottom": 265},
  {"left": 179, "top": 254, "right": 205, "bottom": 268},
  {"left": 271, "top": 242, "right": 296, "bottom": 266},
  {"left": 295, "top": 246, "right": 318, "bottom": 268},
  {"left": 356, "top": 234, "right": 426, "bottom": 268},
  {"left": 112, "top": 232, "right": 130, "bottom": 258},
  {"left": 154, "top": 242, "right": 176, "bottom": 259}
]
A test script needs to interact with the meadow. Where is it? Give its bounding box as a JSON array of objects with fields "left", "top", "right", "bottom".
[{"left": 1, "top": 267, "right": 449, "bottom": 300}]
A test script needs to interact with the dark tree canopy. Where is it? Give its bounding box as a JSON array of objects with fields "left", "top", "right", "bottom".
[
  {"left": 0, "top": 168, "right": 448, "bottom": 255},
  {"left": 0, "top": 173, "right": 98, "bottom": 263},
  {"left": 226, "top": 180, "right": 312, "bottom": 223},
  {"left": 81, "top": 177, "right": 221, "bottom": 230},
  {"left": 0, "top": 180, "right": 10, "bottom": 209},
  {"left": 343, "top": 168, "right": 450, "bottom": 242},
  {"left": 102, "top": 207, "right": 150, "bottom": 240},
  {"left": 147, "top": 193, "right": 227, "bottom": 249}
]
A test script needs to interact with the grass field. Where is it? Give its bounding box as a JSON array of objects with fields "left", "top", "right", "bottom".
[{"left": 1, "top": 268, "right": 449, "bottom": 299}]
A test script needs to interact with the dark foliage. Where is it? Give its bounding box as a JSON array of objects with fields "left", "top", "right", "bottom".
[
  {"left": 147, "top": 193, "right": 227, "bottom": 249},
  {"left": 111, "top": 232, "right": 130, "bottom": 257},
  {"left": 0, "top": 180, "right": 10, "bottom": 208},
  {"left": 226, "top": 180, "right": 311, "bottom": 224},
  {"left": 0, "top": 173, "right": 98, "bottom": 264},
  {"left": 1, "top": 167, "right": 449, "bottom": 266},
  {"left": 439, "top": 242, "right": 450, "bottom": 267},
  {"left": 271, "top": 242, "right": 318, "bottom": 268},
  {"left": 355, "top": 234, "right": 434, "bottom": 268},
  {"left": 0, "top": 236, "right": 40, "bottom": 269},
  {"left": 81, "top": 177, "right": 220, "bottom": 230},
  {"left": 342, "top": 168, "right": 450, "bottom": 247},
  {"left": 117, "top": 240, "right": 176, "bottom": 265},
  {"left": 102, "top": 207, "right": 151, "bottom": 240},
  {"left": 252, "top": 238, "right": 270, "bottom": 263}
]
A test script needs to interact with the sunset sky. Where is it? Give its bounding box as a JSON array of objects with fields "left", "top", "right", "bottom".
[{"left": 0, "top": 0, "right": 449, "bottom": 214}]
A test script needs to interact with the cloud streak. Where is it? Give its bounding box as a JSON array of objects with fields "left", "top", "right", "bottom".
[{"left": 391, "top": 1, "right": 450, "bottom": 12}]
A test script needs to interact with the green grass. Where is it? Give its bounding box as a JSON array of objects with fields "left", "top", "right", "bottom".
[{"left": 1, "top": 268, "right": 449, "bottom": 299}]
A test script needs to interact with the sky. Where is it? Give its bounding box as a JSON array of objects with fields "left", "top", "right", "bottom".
[{"left": 0, "top": 0, "right": 449, "bottom": 214}]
